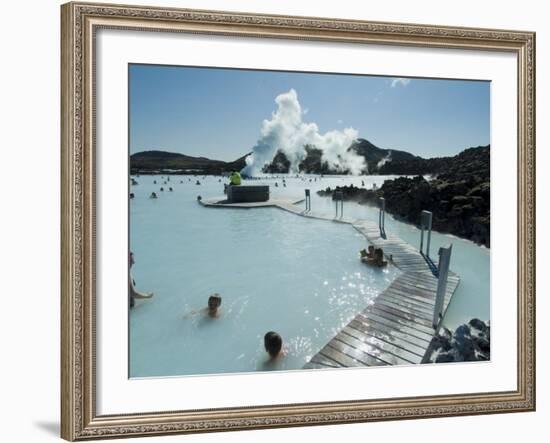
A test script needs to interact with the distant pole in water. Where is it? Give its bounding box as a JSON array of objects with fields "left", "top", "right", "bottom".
[
  {"left": 419, "top": 210, "right": 433, "bottom": 258},
  {"left": 433, "top": 244, "right": 452, "bottom": 329}
]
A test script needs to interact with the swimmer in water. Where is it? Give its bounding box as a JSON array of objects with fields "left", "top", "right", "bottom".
[
  {"left": 184, "top": 293, "right": 222, "bottom": 319},
  {"left": 264, "top": 331, "right": 283, "bottom": 359}
]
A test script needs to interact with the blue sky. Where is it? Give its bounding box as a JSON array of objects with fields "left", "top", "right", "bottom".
[{"left": 129, "top": 64, "right": 490, "bottom": 161}]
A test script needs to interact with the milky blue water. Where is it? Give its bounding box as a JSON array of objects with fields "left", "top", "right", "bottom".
[
  {"left": 129, "top": 174, "right": 490, "bottom": 377},
  {"left": 129, "top": 174, "right": 399, "bottom": 377}
]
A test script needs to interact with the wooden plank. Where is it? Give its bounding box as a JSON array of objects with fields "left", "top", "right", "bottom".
[
  {"left": 368, "top": 304, "right": 434, "bottom": 331},
  {"left": 319, "top": 344, "right": 367, "bottom": 367},
  {"left": 332, "top": 334, "right": 400, "bottom": 365},
  {"left": 389, "top": 284, "right": 453, "bottom": 308},
  {"left": 334, "top": 330, "right": 411, "bottom": 365},
  {"left": 357, "top": 311, "right": 434, "bottom": 342},
  {"left": 306, "top": 353, "right": 342, "bottom": 369},
  {"left": 348, "top": 319, "right": 428, "bottom": 355},
  {"left": 326, "top": 340, "right": 389, "bottom": 366},
  {"left": 376, "top": 296, "right": 435, "bottom": 319},
  {"left": 379, "top": 289, "right": 437, "bottom": 311},
  {"left": 342, "top": 325, "right": 422, "bottom": 363}
]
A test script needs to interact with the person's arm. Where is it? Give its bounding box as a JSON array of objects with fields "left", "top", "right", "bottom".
[{"left": 129, "top": 274, "right": 154, "bottom": 299}]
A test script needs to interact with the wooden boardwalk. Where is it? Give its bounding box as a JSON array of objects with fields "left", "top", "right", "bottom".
[{"left": 200, "top": 197, "right": 460, "bottom": 368}]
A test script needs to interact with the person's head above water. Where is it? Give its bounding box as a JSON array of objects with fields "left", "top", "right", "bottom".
[
  {"left": 264, "top": 331, "right": 282, "bottom": 358},
  {"left": 207, "top": 294, "right": 222, "bottom": 316}
]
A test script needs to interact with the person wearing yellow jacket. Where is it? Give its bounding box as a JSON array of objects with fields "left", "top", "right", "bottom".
[{"left": 229, "top": 171, "right": 242, "bottom": 186}]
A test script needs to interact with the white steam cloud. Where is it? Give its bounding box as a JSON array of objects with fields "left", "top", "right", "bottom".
[
  {"left": 377, "top": 151, "right": 392, "bottom": 169},
  {"left": 241, "top": 89, "right": 365, "bottom": 176},
  {"left": 391, "top": 78, "right": 411, "bottom": 88}
]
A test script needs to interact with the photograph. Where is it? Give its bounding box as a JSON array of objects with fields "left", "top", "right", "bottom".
[{"left": 128, "top": 64, "right": 491, "bottom": 378}]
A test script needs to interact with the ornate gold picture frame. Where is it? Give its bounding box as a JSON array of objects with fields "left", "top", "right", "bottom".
[{"left": 61, "top": 2, "right": 535, "bottom": 440}]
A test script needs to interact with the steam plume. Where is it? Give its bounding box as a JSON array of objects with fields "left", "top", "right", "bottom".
[
  {"left": 241, "top": 89, "right": 365, "bottom": 176},
  {"left": 377, "top": 151, "right": 392, "bottom": 169}
]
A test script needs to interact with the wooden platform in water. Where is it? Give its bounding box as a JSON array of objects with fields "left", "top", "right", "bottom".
[{"left": 200, "top": 196, "right": 460, "bottom": 368}]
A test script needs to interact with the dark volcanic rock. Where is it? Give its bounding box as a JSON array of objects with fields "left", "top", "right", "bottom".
[
  {"left": 316, "top": 145, "right": 490, "bottom": 246},
  {"left": 426, "top": 319, "right": 490, "bottom": 364}
]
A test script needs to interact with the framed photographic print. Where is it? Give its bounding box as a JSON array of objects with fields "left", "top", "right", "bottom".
[{"left": 61, "top": 1, "right": 536, "bottom": 440}]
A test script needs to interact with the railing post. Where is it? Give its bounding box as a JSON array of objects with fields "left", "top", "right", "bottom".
[
  {"left": 433, "top": 244, "right": 452, "bottom": 329},
  {"left": 426, "top": 213, "right": 432, "bottom": 258},
  {"left": 420, "top": 210, "right": 433, "bottom": 256},
  {"left": 334, "top": 191, "right": 343, "bottom": 218},
  {"left": 378, "top": 197, "right": 385, "bottom": 231}
]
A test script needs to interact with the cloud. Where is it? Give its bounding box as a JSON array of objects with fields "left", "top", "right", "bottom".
[
  {"left": 241, "top": 89, "right": 365, "bottom": 176},
  {"left": 391, "top": 77, "right": 411, "bottom": 88}
]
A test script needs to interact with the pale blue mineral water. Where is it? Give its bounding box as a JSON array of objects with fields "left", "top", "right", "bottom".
[{"left": 129, "top": 174, "right": 489, "bottom": 377}]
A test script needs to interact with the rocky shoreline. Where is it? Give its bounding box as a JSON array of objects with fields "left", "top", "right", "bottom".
[
  {"left": 424, "top": 319, "right": 490, "bottom": 363},
  {"left": 317, "top": 146, "right": 490, "bottom": 247}
]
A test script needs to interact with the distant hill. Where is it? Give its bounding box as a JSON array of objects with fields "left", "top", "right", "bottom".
[
  {"left": 264, "top": 138, "right": 438, "bottom": 175},
  {"left": 130, "top": 150, "right": 248, "bottom": 174},
  {"left": 130, "top": 141, "right": 489, "bottom": 178}
]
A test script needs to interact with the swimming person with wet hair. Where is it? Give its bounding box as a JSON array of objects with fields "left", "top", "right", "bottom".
[
  {"left": 150, "top": 192, "right": 158, "bottom": 199},
  {"left": 264, "top": 331, "right": 283, "bottom": 359},
  {"left": 207, "top": 294, "right": 222, "bottom": 317},
  {"left": 183, "top": 293, "right": 222, "bottom": 319}
]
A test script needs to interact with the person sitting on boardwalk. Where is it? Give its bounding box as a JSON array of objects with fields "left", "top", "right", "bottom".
[
  {"left": 129, "top": 252, "right": 154, "bottom": 309},
  {"left": 264, "top": 331, "right": 283, "bottom": 359},
  {"left": 229, "top": 170, "right": 242, "bottom": 186}
]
